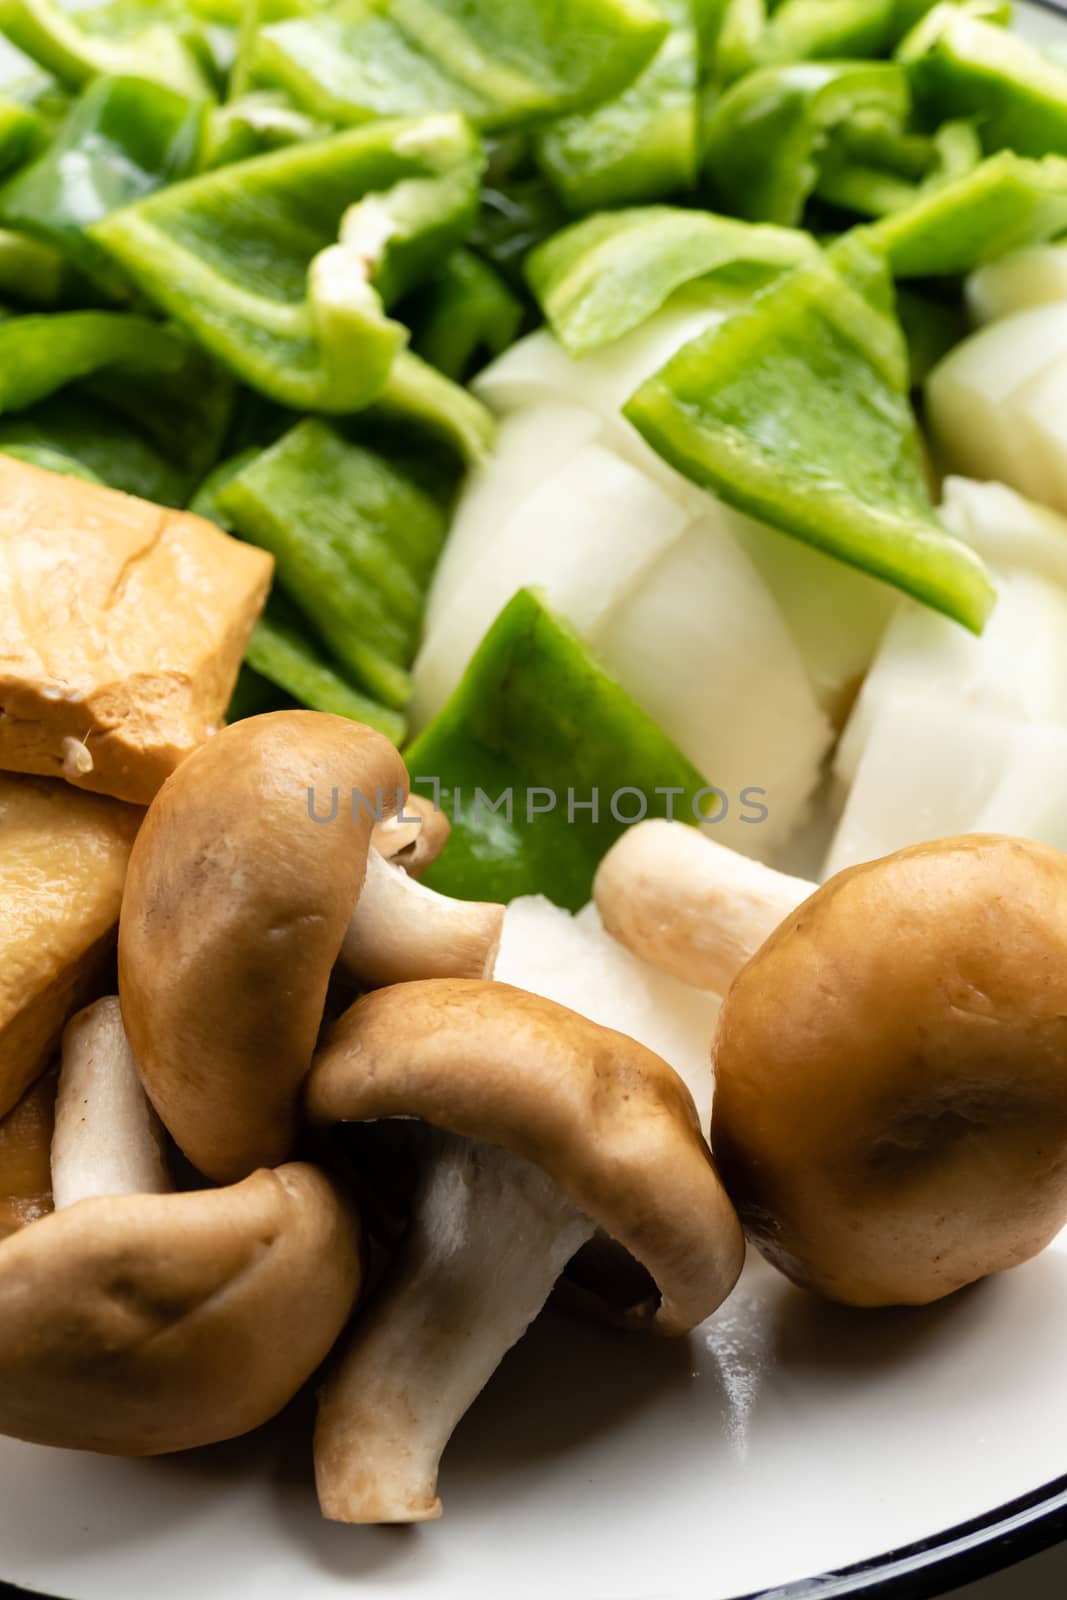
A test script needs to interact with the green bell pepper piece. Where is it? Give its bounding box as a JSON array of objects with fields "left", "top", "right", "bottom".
[
  {"left": 0, "top": 309, "right": 201, "bottom": 412},
  {"left": 254, "top": 0, "right": 668, "bottom": 132},
  {"left": 407, "top": 588, "right": 711, "bottom": 911},
  {"left": 902, "top": 8, "right": 1067, "bottom": 158},
  {"left": 0, "top": 91, "right": 39, "bottom": 174},
  {"left": 201, "top": 89, "right": 326, "bottom": 167},
  {"left": 0, "top": 441, "right": 102, "bottom": 479},
  {"left": 216, "top": 418, "right": 448, "bottom": 709},
  {"left": 527, "top": 203, "right": 816, "bottom": 354},
  {"left": 865, "top": 150, "right": 1067, "bottom": 274},
  {"left": 246, "top": 593, "right": 408, "bottom": 741},
  {"left": 408, "top": 247, "right": 523, "bottom": 381},
  {"left": 0, "top": 75, "right": 205, "bottom": 293},
  {"left": 0, "top": 226, "right": 66, "bottom": 302},
  {"left": 0, "top": 0, "right": 214, "bottom": 96},
  {"left": 367, "top": 348, "right": 495, "bottom": 465},
  {"left": 712, "top": 0, "right": 765, "bottom": 85},
  {"left": 624, "top": 241, "right": 995, "bottom": 633},
  {"left": 703, "top": 61, "right": 911, "bottom": 224},
  {"left": 91, "top": 113, "right": 485, "bottom": 411},
  {"left": 0, "top": 389, "right": 195, "bottom": 501},
  {"left": 815, "top": 115, "right": 982, "bottom": 216},
  {"left": 535, "top": 0, "right": 700, "bottom": 214}
]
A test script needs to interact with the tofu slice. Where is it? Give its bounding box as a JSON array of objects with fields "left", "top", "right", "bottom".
[
  {"left": 0, "top": 456, "right": 273, "bottom": 803},
  {"left": 0, "top": 1067, "right": 56, "bottom": 1241},
  {"left": 0, "top": 773, "right": 140, "bottom": 1118}
]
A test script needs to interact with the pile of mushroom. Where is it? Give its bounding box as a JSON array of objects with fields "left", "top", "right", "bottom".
[
  {"left": 597, "top": 821, "right": 1067, "bottom": 1307},
  {"left": 6, "top": 709, "right": 1067, "bottom": 1527}
]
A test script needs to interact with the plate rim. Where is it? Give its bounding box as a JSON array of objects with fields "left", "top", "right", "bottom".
[{"left": 3, "top": 1474, "right": 1067, "bottom": 1600}]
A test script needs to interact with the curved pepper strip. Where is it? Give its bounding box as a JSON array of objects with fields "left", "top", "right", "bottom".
[
  {"left": 253, "top": 0, "right": 668, "bottom": 131},
  {"left": 216, "top": 417, "right": 449, "bottom": 710},
  {"left": 0, "top": 310, "right": 201, "bottom": 413},
  {"left": 0, "top": 390, "right": 205, "bottom": 503},
  {"left": 90, "top": 112, "right": 485, "bottom": 412},
  {"left": 865, "top": 150, "right": 1067, "bottom": 275},
  {"left": 0, "top": 0, "right": 214, "bottom": 96},
  {"left": 408, "top": 247, "right": 523, "bottom": 382},
  {"left": 0, "top": 75, "right": 206, "bottom": 294},
  {"left": 535, "top": 0, "right": 700, "bottom": 214},
  {"left": 623, "top": 241, "right": 995, "bottom": 633},
  {"left": 901, "top": 7, "right": 1067, "bottom": 159},
  {"left": 407, "top": 588, "right": 711, "bottom": 912},
  {"left": 815, "top": 115, "right": 982, "bottom": 217},
  {"left": 527, "top": 203, "right": 816, "bottom": 354},
  {"left": 702, "top": 61, "right": 911, "bottom": 224}
]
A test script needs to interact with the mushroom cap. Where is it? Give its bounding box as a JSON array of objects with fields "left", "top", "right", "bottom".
[
  {"left": 711, "top": 835, "right": 1067, "bottom": 1307},
  {"left": 306, "top": 979, "right": 744, "bottom": 1334},
  {"left": 0, "top": 1163, "right": 361, "bottom": 1454},
  {"left": 118, "top": 711, "right": 407, "bottom": 1181}
]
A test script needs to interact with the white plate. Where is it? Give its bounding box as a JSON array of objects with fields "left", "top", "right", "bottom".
[{"left": 6, "top": 6, "right": 1067, "bottom": 1598}]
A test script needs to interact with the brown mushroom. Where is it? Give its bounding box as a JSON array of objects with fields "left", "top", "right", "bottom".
[
  {"left": 305, "top": 978, "right": 744, "bottom": 1525},
  {"left": 118, "top": 711, "right": 503, "bottom": 1181},
  {"left": 0, "top": 1068, "right": 56, "bottom": 1241},
  {"left": 0, "top": 995, "right": 362, "bottom": 1455},
  {"left": 711, "top": 835, "right": 1067, "bottom": 1307},
  {"left": 594, "top": 820, "right": 812, "bottom": 995}
]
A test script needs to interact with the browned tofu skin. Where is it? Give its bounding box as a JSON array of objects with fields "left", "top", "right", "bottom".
[
  {"left": 0, "top": 774, "right": 140, "bottom": 1117},
  {"left": 0, "top": 1068, "right": 56, "bottom": 1241},
  {"left": 0, "top": 456, "right": 273, "bottom": 803}
]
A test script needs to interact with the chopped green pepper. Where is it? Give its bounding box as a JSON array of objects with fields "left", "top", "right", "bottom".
[
  {"left": 0, "top": 74, "right": 206, "bottom": 292},
  {"left": 0, "top": 441, "right": 102, "bottom": 479},
  {"left": 0, "top": 309, "right": 201, "bottom": 413},
  {"left": 902, "top": 8, "right": 1067, "bottom": 158},
  {"left": 0, "top": 226, "right": 66, "bottom": 302},
  {"left": 535, "top": 0, "right": 700, "bottom": 214},
  {"left": 407, "top": 247, "right": 523, "bottom": 381},
  {"left": 254, "top": 0, "right": 668, "bottom": 131},
  {"left": 814, "top": 114, "right": 982, "bottom": 216},
  {"left": 865, "top": 150, "right": 1067, "bottom": 274},
  {"left": 0, "top": 0, "right": 214, "bottom": 96},
  {"left": 367, "top": 348, "right": 495, "bottom": 465},
  {"left": 0, "top": 389, "right": 197, "bottom": 501},
  {"left": 216, "top": 418, "right": 448, "bottom": 709},
  {"left": 624, "top": 241, "right": 995, "bottom": 632},
  {"left": 201, "top": 89, "right": 326, "bottom": 167},
  {"left": 246, "top": 593, "right": 408, "bottom": 741},
  {"left": 407, "top": 588, "right": 712, "bottom": 910},
  {"left": 703, "top": 61, "right": 911, "bottom": 224},
  {"left": 526, "top": 203, "right": 816, "bottom": 354},
  {"left": 0, "top": 92, "right": 39, "bottom": 175},
  {"left": 91, "top": 113, "right": 485, "bottom": 411}
]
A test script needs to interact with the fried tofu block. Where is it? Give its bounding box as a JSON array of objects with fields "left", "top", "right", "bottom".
[
  {"left": 0, "top": 1068, "right": 56, "bottom": 1240},
  {"left": 0, "top": 456, "right": 273, "bottom": 803},
  {"left": 0, "top": 773, "right": 140, "bottom": 1118}
]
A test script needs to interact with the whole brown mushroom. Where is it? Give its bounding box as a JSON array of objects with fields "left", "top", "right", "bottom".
[
  {"left": 305, "top": 978, "right": 744, "bottom": 1525},
  {"left": 0, "top": 997, "right": 362, "bottom": 1455},
  {"left": 119, "top": 711, "right": 503, "bottom": 1181},
  {"left": 711, "top": 835, "right": 1067, "bottom": 1307}
]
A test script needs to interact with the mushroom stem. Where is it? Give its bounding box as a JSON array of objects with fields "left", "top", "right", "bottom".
[
  {"left": 594, "top": 821, "right": 814, "bottom": 995},
  {"left": 339, "top": 850, "right": 504, "bottom": 987},
  {"left": 315, "top": 1131, "right": 595, "bottom": 1524},
  {"left": 52, "top": 998, "right": 171, "bottom": 1210}
]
